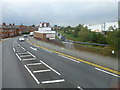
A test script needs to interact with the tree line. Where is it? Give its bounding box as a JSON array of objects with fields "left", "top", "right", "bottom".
[{"left": 57, "top": 23, "right": 119, "bottom": 50}]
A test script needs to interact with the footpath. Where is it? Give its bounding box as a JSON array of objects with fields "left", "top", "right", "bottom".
[{"left": 28, "top": 37, "right": 119, "bottom": 71}]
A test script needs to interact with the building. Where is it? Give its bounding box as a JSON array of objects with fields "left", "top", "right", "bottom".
[
  {"left": 0, "top": 23, "right": 22, "bottom": 38},
  {"left": 85, "top": 22, "right": 118, "bottom": 33},
  {"left": 34, "top": 22, "right": 56, "bottom": 40},
  {"left": 19, "top": 25, "right": 37, "bottom": 33}
]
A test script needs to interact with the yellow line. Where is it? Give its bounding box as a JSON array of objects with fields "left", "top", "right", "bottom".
[{"left": 28, "top": 39, "right": 120, "bottom": 75}]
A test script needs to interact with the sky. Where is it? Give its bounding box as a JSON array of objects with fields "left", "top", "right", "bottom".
[{"left": 1, "top": 0, "right": 119, "bottom": 26}]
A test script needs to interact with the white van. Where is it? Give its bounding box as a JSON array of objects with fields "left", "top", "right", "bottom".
[{"left": 29, "top": 32, "right": 34, "bottom": 36}]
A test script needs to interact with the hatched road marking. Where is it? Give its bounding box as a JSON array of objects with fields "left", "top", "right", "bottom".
[
  {"left": 40, "top": 60, "right": 61, "bottom": 75},
  {"left": 24, "top": 65, "right": 40, "bottom": 84},
  {"left": 27, "top": 51, "right": 36, "bottom": 57},
  {"left": 41, "top": 79, "right": 65, "bottom": 84},
  {"left": 33, "top": 69, "right": 51, "bottom": 73},
  {"left": 27, "top": 63, "right": 42, "bottom": 66},
  {"left": 16, "top": 53, "right": 21, "bottom": 61},
  {"left": 23, "top": 58, "right": 36, "bottom": 61}
]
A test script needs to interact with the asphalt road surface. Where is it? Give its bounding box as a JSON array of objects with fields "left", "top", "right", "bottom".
[{"left": 2, "top": 37, "right": 119, "bottom": 89}]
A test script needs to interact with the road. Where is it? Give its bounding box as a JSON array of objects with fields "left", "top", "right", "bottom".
[{"left": 2, "top": 37, "right": 119, "bottom": 89}]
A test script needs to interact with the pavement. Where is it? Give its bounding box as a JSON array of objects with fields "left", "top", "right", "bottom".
[{"left": 2, "top": 37, "right": 120, "bottom": 88}]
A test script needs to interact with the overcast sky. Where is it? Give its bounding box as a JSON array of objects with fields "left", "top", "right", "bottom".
[{"left": 1, "top": 0, "right": 119, "bottom": 26}]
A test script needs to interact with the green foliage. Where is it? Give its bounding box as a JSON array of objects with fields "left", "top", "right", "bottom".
[
  {"left": 59, "top": 24, "right": 119, "bottom": 50},
  {"left": 22, "top": 32, "right": 30, "bottom": 34},
  {"left": 107, "top": 29, "right": 119, "bottom": 50}
]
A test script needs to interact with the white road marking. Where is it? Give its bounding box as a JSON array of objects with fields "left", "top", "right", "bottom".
[
  {"left": 13, "top": 48, "right": 15, "bottom": 52},
  {"left": 23, "top": 58, "right": 36, "bottom": 61},
  {"left": 40, "top": 60, "right": 61, "bottom": 75},
  {"left": 21, "top": 47, "right": 26, "bottom": 50},
  {"left": 77, "top": 86, "right": 84, "bottom": 90},
  {"left": 30, "top": 47, "right": 37, "bottom": 51},
  {"left": 27, "top": 63, "right": 42, "bottom": 66},
  {"left": 16, "top": 53, "right": 21, "bottom": 61},
  {"left": 95, "top": 68, "right": 120, "bottom": 78},
  {"left": 42, "top": 79, "right": 65, "bottom": 84},
  {"left": 33, "top": 69, "right": 51, "bottom": 73},
  {"left": 59, "top": 55, "right": 80, "bottom": 63},
  {"left": 13, "top": 41, "right": 15, "bottom": 44},
  {"left": 18, "top": 44, "right": 21, "bottom": 46},
  {"left": 24, "top": 65, "right": 40, "bottom": 84},
  {"left": 20, "top": 55, "right": 32, "bottom": 57},
  {"left": 27, "top": 51, "right": 35, "bottom": 57}
]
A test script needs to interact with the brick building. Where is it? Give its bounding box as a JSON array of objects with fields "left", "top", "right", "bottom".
[{"left": 0, "top": 23, "right": 22, "bottom": 38}]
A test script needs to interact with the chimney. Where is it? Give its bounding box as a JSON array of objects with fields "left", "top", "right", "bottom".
[
  {"left": 46, "top": 23, "right": 50, "bottom": 27},
  {"left": 9, "top": 23, "right": 12, "bottom": 26},
  {"left": 42, "top": 22, "right": 44, "bottom": 27},
  {"left": 3, "top": 22, "right": 6, "bottom": 26}
]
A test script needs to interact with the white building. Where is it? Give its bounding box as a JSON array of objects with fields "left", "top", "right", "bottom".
[
  {"left": 86, "top": 22, "right": 118, "bottom": 32},
  {"left": 34, "top": 22, "right": 56, "bottom": 40}
]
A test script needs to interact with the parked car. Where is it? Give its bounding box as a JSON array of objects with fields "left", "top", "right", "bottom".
[{"left": 18, "top": 37, "right": 25, "bottom": 42}]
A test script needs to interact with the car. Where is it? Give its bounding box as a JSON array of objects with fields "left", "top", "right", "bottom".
[
  {"left": 18, "top": 37, "right": 25, "bottom": 42},
  {"left": 24, "top": 35, "right": 28, "bottom": 37}
]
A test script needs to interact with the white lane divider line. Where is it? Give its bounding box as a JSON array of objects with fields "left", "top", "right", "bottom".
[
  {"left": 24, "top": 65, "right": 40, "bottom": 84},
  {"left": 95, "top": 68, "right": 120, "bottom": 78},
  {"left": 77, "top": 86, "right": 84, "bottom": 90},
  {"left": 13, "top": 48, "right": 15, "bottom": 52},
  {"left": 23, "top": 58, "right": 36, "bottom": 61},
  {"left": 59, "top": 55, "right": 80, "bottom": 63},
  {"left": 16, "top": 53, "right": 21, "bottom": 61},
  {"left": 27, "top": 63, "right": 42, "bottom": 66},
  {"left": 41, "top": 79, "right": 65, "bottom": 84},
  {"left": 40, "top": 60, "right": 61, "bottom": 75},
  {"left": 27, "top": 51, "right": 35, "bottom": 57},
  {"left": 33, "top": 69, "right": 51, "bottom": 73}
]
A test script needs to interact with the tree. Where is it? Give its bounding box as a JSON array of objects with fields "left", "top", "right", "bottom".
[
  {"left": 78, "top": 26, "right": 91, "bottom": 42},
  {"left": 107, "top": 29, "right": 119, "bottom": 50}
]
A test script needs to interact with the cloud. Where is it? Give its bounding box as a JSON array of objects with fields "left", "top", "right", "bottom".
[
  {"left": 2, "top": 1, "right": 118, "bottom": 26},
  {"left": 2, "top": 0, "right": 119, "bottom": 3}
]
